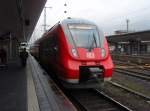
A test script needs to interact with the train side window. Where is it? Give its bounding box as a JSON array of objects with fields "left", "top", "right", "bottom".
[
  {"left": 52, "top": 33, "right": 59, "bottom": 55},
  {"left": 47, "top": 35, "right": 55, "bottom": 55},
  {"left": 40, "top": 35, "right": 53, "bottom": 56}
]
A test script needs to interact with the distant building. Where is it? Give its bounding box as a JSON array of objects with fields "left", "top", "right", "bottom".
[
  {"left": 107, "top": 30, "right": 150, "bottom": 55},
  {"left": 114, "top": 30, "right": 135, "bottom": 35}
]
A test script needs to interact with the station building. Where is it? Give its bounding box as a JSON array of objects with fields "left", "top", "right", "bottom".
[{"left": 107, "top": 30, "right": 150, "bottom": 55}]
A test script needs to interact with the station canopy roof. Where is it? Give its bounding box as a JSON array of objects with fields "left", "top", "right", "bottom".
[
  {"left": 107, "top": 30, "right": 150, "bottom": 43},
  {"left": 0, "top": 0, "right": 46, "bottom": 42}
]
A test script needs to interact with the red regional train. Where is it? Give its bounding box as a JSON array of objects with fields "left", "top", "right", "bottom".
[{"left": 31, "top": 18, "right": 114, "bottom": 88}]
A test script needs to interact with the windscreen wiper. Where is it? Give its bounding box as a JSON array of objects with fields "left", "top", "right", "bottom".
[{"left": 89, "top": 33, "right": 97, "bottom": 51}]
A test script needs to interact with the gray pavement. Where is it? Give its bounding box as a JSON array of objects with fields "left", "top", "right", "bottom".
[
  {"left": 0, "top": 56, "right": 77, "bottom": 111},
  {"left": 0, "top": 60, "right": 27, "bottom": 111}
]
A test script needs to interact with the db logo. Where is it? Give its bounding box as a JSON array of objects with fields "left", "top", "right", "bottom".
[{"left": 86, "top": 52, "right": 95, "bottom": 58}]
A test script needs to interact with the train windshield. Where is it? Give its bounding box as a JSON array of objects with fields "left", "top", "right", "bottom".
[{"left": 68, "top": 24, "right": 100, "bottom": 49}]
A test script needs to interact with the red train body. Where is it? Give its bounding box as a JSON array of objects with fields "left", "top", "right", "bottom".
[{"left": 31, "top": 18, "right": 114, "bottom": 88}]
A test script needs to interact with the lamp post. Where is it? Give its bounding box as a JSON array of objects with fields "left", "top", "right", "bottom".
[
  {"left": 126, "top": 19, "right": 129, "bottom": 33},
  {"left": 43, "top": 6, "right": 52, "bottom": 32}
]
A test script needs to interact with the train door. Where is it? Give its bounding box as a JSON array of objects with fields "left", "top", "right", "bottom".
[{"left": 51, "top": 33, "right": 59, "bottom": 67}]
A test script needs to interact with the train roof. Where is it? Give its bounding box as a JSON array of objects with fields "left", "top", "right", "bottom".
[
  {"left": 32, "top": 18, "right": 103, "bottom": 45},
  {"left": 60, "top": 18, "right": 97, "bottom": 26}
]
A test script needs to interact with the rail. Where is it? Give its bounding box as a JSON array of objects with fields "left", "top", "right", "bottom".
[{"left": 67, "top": 88, "right": 132, "bottom": 111}]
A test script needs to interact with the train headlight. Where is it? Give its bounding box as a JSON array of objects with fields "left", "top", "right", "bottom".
[
  {"left": 72, "top": 48, "right": 78, "bottom": 57},
  {"left": 101, "top": 48, "right": 106, "bottom": 58}
]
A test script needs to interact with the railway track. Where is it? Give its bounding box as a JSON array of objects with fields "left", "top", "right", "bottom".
[
  {"left": 108, "top": 81, "right": 150, "bottom": 102},
  {"left": 114, "top": 60, "right": 137, "bottom": 66},
  {"left": 115, "top": 69, "right": 150, "bottom": 81},
  {"left": 114, "top": 60, "right": 150, "bottom": 71},
  {"left": 68, "top": 88, "right": 132, "bottom": 111},
  {"left": 117, "top": 68, "right": 150, "bottom": 76}
]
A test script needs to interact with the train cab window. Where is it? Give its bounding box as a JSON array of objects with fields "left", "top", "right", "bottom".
[{"left": 68, "top": 24, "right": 101, "bottom": 49}]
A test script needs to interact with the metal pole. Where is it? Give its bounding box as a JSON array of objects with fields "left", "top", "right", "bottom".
[
  {"left": 126, "top": 19, "right": 129, "bottom": 33},
  {"left": 22, "top": 21, "right": 26, "bottom": 41},
  {"left": 44, "top": 7, "right": 46, "bottom": 32},
  {"left": 43, "top": 7, "right": 52, "bottom": 32},
  {"left": 9, "top": 33, "right": 12, "bottom": 60}
]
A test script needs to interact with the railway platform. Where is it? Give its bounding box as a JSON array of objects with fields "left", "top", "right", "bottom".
[{"left": 0, "top": 55, "right": 76, "bottom": 111}]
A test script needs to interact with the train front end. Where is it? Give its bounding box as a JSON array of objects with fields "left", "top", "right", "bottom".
[{"left": 60, "top": 19, "right": 114, "bottom": 88}]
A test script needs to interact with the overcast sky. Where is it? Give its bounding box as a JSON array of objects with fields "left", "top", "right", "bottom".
[{"left": 30, "top": 0, "right": 150, "bottom": 42}]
